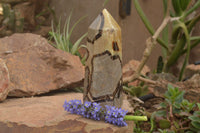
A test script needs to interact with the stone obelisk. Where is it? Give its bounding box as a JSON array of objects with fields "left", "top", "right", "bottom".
[{"left": 84, "top": 9, "right": 122, "bottom": 108}]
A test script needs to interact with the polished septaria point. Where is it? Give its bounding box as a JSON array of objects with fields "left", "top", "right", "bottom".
[{"left": 84, "top": 9, "right": 122, "bottom": 107}]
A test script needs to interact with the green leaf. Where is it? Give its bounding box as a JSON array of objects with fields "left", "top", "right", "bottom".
[
  {"left": 197, "top": 103, "right": 200, "bottom": 110},
  {"left": 158, "top": 119, "right": 171, "bottom": 129},
  {"left": 175, "top": 90, "right": 184, "bottom": 103},
  {"left": 190, "top": 36, "right": 200, "bottom": 41},
  {"left": 71, "top": 33, "right": 87, "bottom": 55},
  {"left": 162, "top": 24, "right": 168, "bottom": 58},
  {"left": 81, "top": 53, "right": 87, "bottom": 65},
  {"left": 189, "top": 116, "right": 200, "bottom": 122},
  {"left": 133, "top": 0, "right": 154, "bottom": 34},
  {"left": 187, "top": 15, "right": 200, "bottom": 33},
  {"left": 172, "top": 0, "right": 182, "bottom": 16},
  {"left": 174, "top": 102, "right": 181, "bottom": 109},
  {"left": 171, "top": 24, "right": 181, "bottom": 44},
  {"left": 156, "top": 56, "right": 164, "bottom": 73},
  {"left": 194, "top": 111, "right": 200, "bottom": 116},
  {"left": 180, "top": 0, "right": 191, "bottom": 11},
  {"left": 68, "top": 15, "right": 87, "bottom": 42},
  {"left": 155, "top": 110, "right": 167, "bottom": 117},
  {"left": 191, "top": 121, "right": 200, "bottom": 129},
  {"left": 133, "top": 0, "right": 168, "bottom": 50},
  {"left": 63, "top": 12, "right": 71, "bottom": 52},
  {"left": 66, "top": 11, "right": 72, "bottom": 39},
  {"left": 167, "top": 84, "right": 174, "bottom": 90},
  {"left": 174, "top": 121, "right": 180, "bottom": 129},
  {"left": 177, "top": 22, "right": 191, "bottom": 81},
  {"left": 163, "top": 0, "right": 168, "bottom": 16},
  {"left": 182, "top": 1, "right": 200, "bottom": 19},
  {"left": 160, "top": 102, "right": 167, "bottom": 108},
  {"left": 103, "top": 0, "right": 109, "bottom": 7}
]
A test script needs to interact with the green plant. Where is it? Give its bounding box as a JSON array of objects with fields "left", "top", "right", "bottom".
[
  {"left": 133, "top": 0, "right": 200, "bottom": 80},
  {"left": 188, "top": 103, "right": 200, "bottom": 132},
  {"left": 132, "top": 110, "right": 148, "bottom": 133},
  {"left": 103, "top": 0, "right": 109, "bottom": 7},
  {"left": 158, "top": 129, "right": 175, "bottom": 133},
  {"left": 123, "top": 81, "right": 148, "bottom": 97},
  {"left": 150, "top": 84, "right": 200, "bottom": 132},
  {"left": 49, "top": 12, "right": 87, "bottom": 64},
  {"left": 2, "top": 4, "right": 16, "bottom": 31}
]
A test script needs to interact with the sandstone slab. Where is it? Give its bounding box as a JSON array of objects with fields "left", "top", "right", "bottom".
[
  {"left": 0, "top": 58, "right": 10, "bottom": 102},
  {"left": 0, "top": 33, "right": 84, "bottom": 98},
  {"left": 0, "top": 93, "right": 133, "bottom": 133}
]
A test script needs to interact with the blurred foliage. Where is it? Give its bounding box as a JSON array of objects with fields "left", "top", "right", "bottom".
[
  {"left": 150, "top": 84, "right": 199, "bottom": 132},
  {"left": 133, "top": 0, "right": 200, "bottom": 80},
  {"left": 123, "top": 81, "right": 148, "bottom": 97},
  {"left": 133, "top": 84, "right": 200, "bottom": 132},
  {"left": 48, "top": 12, "right": 87, "bottom": 64}
]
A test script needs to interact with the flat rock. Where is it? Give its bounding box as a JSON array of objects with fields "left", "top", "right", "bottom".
[
  {"left": 0, "top": 33, "right": 84, "bottom": 98},
  {"left": 0, "top": 93, "right": 133, "bottom": 133},
  {"left": 0, "top": 58, "right": 10, "bottom": 102}
]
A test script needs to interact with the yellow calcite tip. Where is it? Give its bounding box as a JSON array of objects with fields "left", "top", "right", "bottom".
[
  {"left": 89, "top": 8, "right": 121, "bottom": 31},
  {"left": 102, "top": 8, "right": 121, "bottom": 30}
]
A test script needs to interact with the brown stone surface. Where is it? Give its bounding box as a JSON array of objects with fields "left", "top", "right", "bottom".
[
  {"left": 33, "top": 26, "right": 51, "bottom": 37},
  {"left": 185, "top": 64, "right": 200, "bottom": 78},
  {"left": 0, "top": 93, "right": 133, "bottom": 133},
  {"left": 0, "top": 58, "right": 10, "bottom": 102},
  {"left": 0, "top": 33, "right": 84, "bottom": 97},
  {"left": 123, "top": 59, "right": 150, "bottom": 86},
  {"left": 179, "top": 74, "right": 200, "bottom": 102},
  {"left": 123, "top": 59, "right": 150, "bottom": 78}
]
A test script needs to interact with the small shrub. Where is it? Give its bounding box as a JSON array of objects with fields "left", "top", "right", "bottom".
[{"left": 49, "top": 12, "right": 87, "bottom": 64}]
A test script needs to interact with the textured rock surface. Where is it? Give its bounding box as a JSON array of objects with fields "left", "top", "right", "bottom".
[
  {"left": 0, "top": 33, "right": 84, "bottom": 97},
  {"left": 0, "top": 58, "right": 10, "bottom": 102},
  {"left": 123, "top": 59, "right": 150, "bottom": 86},
  {"left": 0, "top": 93, "right": 133, "bottom": 133},
  {"left": 179, "top": 74, "right": 200, "bottom": 102},
  {"left": 123, "top": 59, "right": 150, "bottom": 78},
  {"left": 185, "top": 64, "right": 200, "bottom": 78}
]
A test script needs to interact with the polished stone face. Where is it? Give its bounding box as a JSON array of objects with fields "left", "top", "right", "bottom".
[
  {"left": 91, "top": 51, "right": 122, "bottom": 97},
  {"left": 84, "top": 9, "right": 123, "bottom": 107}
]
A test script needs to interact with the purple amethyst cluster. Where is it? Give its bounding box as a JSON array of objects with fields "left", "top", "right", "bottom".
[{"left": 63, "top": 99, "right": 127, "bottom": 126}]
